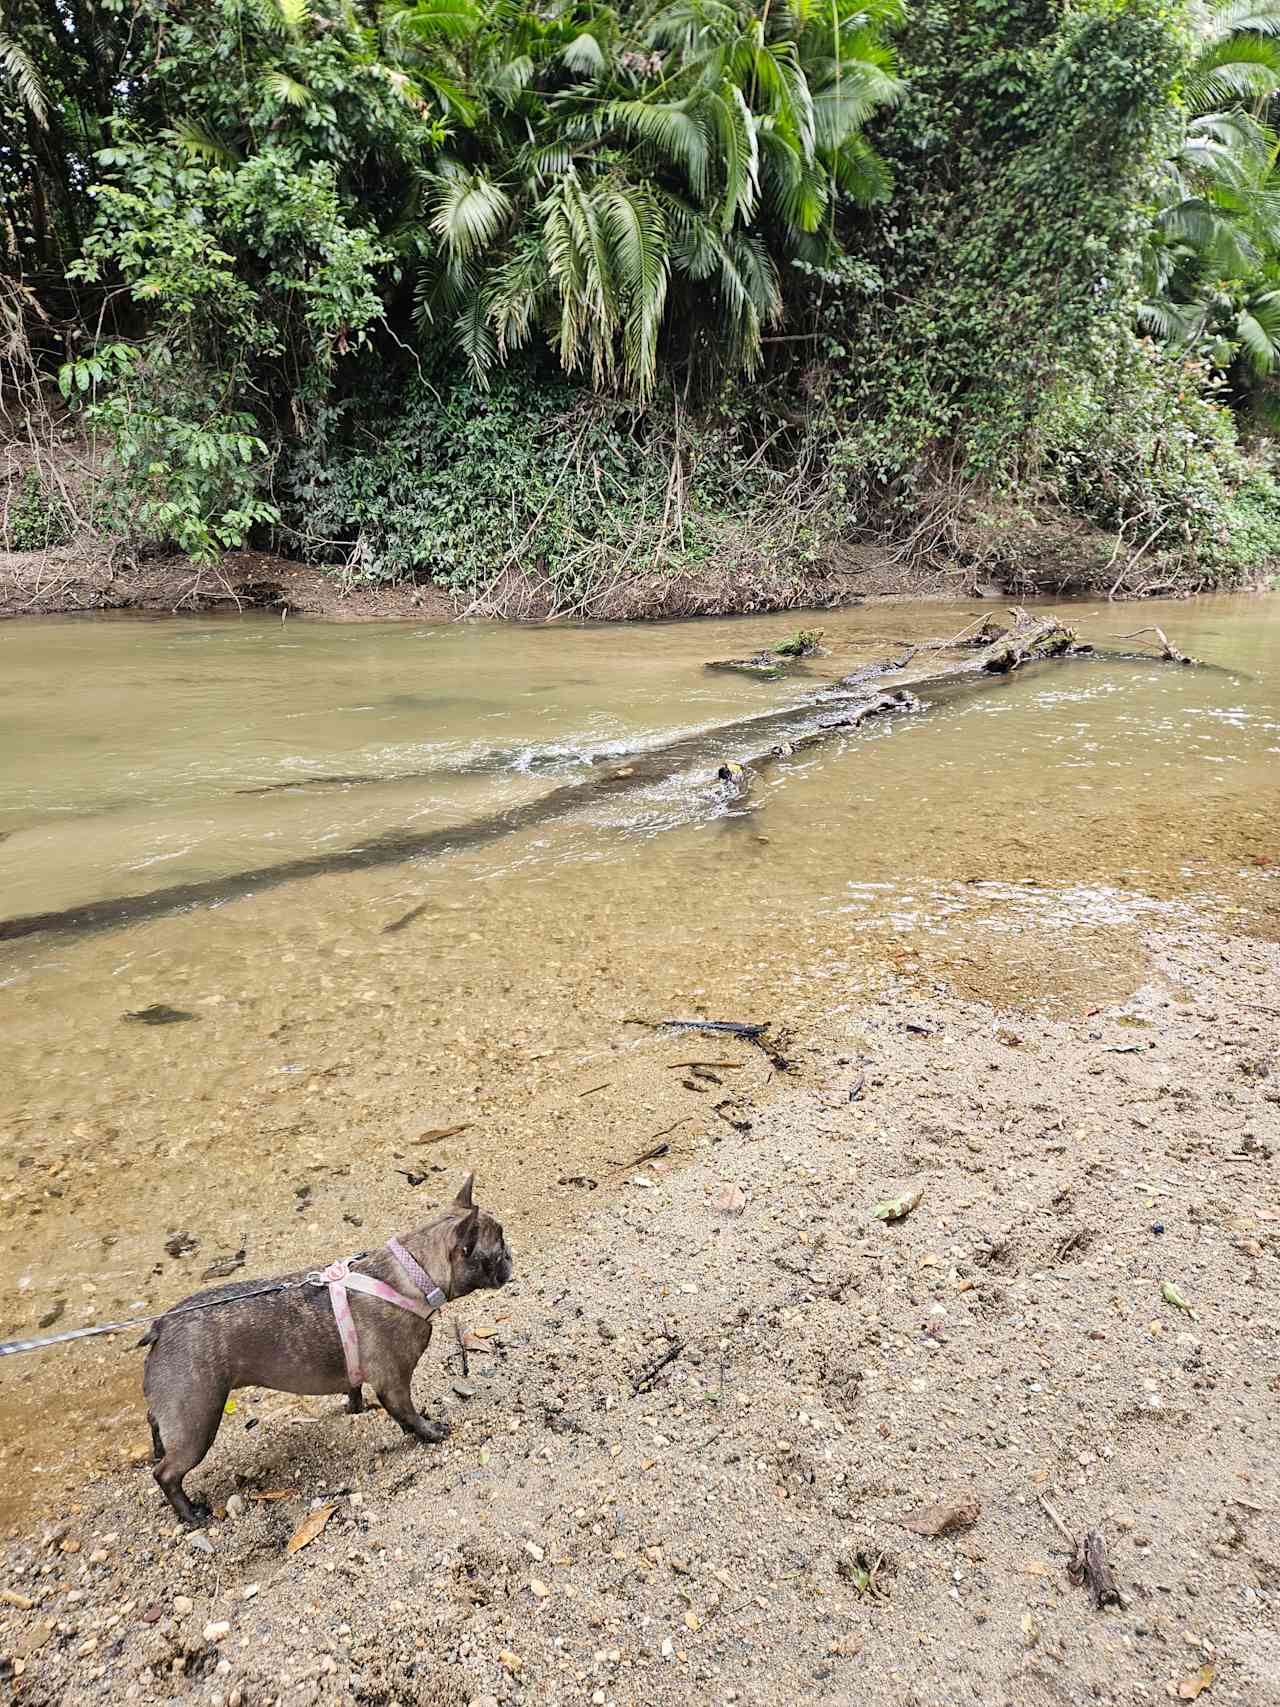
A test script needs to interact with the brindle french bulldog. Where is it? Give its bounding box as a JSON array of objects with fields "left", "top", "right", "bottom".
[{"left": 141, "top": 1175, "right": 512, "bottom": 1525}]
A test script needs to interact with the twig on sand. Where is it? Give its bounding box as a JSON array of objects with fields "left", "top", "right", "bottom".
[
  {"left": 1038, "top": 1492, "right": 1075, "bottom": 1544},
  {"left": 455, "top": 1321, "right": 469, "bottom": 1380},
  {"left": 631, "top": 1341, "right": 685, "bottom": 1394},
  {"left": 665, "top": 1060, "right": 745, "bottom": 1070},
  {"left": 607, "top": 1119, "right": 694, "bottom": 1168},
  {"left": 1039, "top": 1494, "right": 1124, "bottom": 1609}
]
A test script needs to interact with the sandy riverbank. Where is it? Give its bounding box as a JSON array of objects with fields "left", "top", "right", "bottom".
[
  {"left": 1, "top": 919, "right": 1276, "bottom": 1707},
  {"left": 0, "top": 536, "right": 1089, "bottom": 625}
]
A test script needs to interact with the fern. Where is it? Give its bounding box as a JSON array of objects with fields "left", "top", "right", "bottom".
[{"left": 171, "top": 119, "right": 242, "bottom": 166}]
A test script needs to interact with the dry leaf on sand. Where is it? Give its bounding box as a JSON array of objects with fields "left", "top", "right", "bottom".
[
  {"left": 900, "top": 1497, "right": 981, "bottom": 1537},
  {"left": 417, "top": 1123, "right": 471, "bottom": 1143},
  {"left": 286, "top": 1503, "right": 336, "bottom": 1555},
  {"left": 1178, "top": 1663, "right": 1214, "bottom": 1700},
  {"left": 874, "top": 1186, "right": 923, "bottom": 1222}
]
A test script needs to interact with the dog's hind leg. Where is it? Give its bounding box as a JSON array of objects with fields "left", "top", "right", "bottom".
[
  {"left": 148, "top": 1412, "right": 164, "bottom": 1463},
  {"left": 346, "top": 1387, "right": 365, "bottom": 1415},
  {"left": 150, "top": 1382, "right": 228, "bottom": 1527}
]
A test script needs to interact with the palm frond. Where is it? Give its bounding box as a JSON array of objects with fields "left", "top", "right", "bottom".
[
  {"left": 607, "top": 100, "right": 711, "bottom": 198},
  {"left": 0, "top": 30, "right": 47, "bottom": 126},
  {"left": 455, "top": 287, "right": 499, "bottom": 381},
  {"left": 170, "top": 118, "right": 242, "bottom": 166},
  {"left": 485, "top": 54, "right": 536, "bottom": 109},
  {"left": 1234, "top": 303, "right": 1280, "bottom": 370},
  {"left": 254, "top": 0, "right": 310, "bottom": 38},
  {"left": 562, "top": 31, "right": 607, "bottom": 77},
  {"left": 828, "top": 131, "right": 893, "bottom": 204},
  {"left": 427, "top": 164, "right": 513, "bottom": 259},
  {"left": 602, "top": 182, "right": 670, "bottom": 397},
  {"left": 384, "top": 0, "right": 483, "bottom": 44},
  {"left": 486, "top": 238, "right": 549, "bottom": 358},
  {"left": 702, "top": 83, "right": 759, "bottom": 231},
  {"left": 261, "top": 69, "right": 315, "bottom": 106}
]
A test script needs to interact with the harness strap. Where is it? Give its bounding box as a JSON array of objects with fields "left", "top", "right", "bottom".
[
  {"left": 387, "top": 1235, "right": 449, "bottom": 1311},
  {"left": 317, "top": 1246, "right": 443, "bottom": 1390}
]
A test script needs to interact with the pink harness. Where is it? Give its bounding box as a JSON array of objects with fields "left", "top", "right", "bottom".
[{"left": 311, "top": 1237, "right": 446, "bottom": 1389}]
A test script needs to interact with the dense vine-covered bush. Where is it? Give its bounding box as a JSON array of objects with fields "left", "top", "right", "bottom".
[
  {"left": 1037, "top": 332, "right": 1280, "bottom": 582},
  {"left": 282, "top": 363, "right": 827, "bottom": 596},
  {"left": 2, "top": 470, "right": 73, "bottom": 552},
  {"left": 823, "top": 0, "right": 1186, "bottom": 495}
]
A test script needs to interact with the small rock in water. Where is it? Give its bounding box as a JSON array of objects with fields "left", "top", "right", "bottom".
[
  {"left": 203, "top": 1620, "right": 231, "bottom": 1642},
  {"left": 173, "top": 1595, "right": 194, "bottom": 1617},
  {"left": 225, "top": 1494, "right": 245, "bottom": 1519},
  {"left": 123, "top": 1004, "right": 199, "bottom": 1026},
  {"left": 187, "top": 1531, "right": 215, "bottom": 1555}
]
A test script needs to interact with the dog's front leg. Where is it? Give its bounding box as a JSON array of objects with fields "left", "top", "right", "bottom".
[{"left": 376, "top": 1379, "right": 450, "bottom": 1445}]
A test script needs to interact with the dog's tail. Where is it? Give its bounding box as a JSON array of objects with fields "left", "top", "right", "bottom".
[{"left": 136, "top": 1322, "right": 160, "bottom": 1349}]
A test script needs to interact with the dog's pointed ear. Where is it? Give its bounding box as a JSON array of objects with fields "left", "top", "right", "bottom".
[
  {"left": 454, "top": 1172, "right": 475, "bottom": 1210},
  {"left": 455, "top": 1205, "right": 480, "bottom": 1259}
]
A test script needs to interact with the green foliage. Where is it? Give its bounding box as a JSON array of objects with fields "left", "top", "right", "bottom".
[
  {"left": 1142, "top": 0, "right": 1280, "bottom": 391},
  {"left": 59, "top": 341, "right": 278, "bottom": 565},
  {"left": 402, "top": 0, "right": 904, "bottom": 397},
  {"left": 773, "top": 628, "right": 824, "bottom": 655},
  {"left": 1039, "top": 333, "right": 1243, "bottom": 560},
  {"left": 1032, "top": 328, "right": 1280, "bottom": 581},
  {"left": 822, "top": 0, "right": 1186, "bottom": 501},
  {"left": 281, "top": 363, "right": 823, "bottom": 594},
  {"left": 7, "top": 0, "right": 1280, "bottom": 589},
  {"left": 2, "top": 471, "right": 72, "bottom": 552}
]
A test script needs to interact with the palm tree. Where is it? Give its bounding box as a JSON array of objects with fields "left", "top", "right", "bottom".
[
  {"left": 390, "top": 0, "right": 903, "bottom": 398},
  {"left": 1144, "top": 0, "right": 1280, "bottom": 381}
]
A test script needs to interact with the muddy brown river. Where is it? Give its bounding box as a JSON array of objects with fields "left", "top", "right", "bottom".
[{"left": 1, "top": 595, "right": 1276, "bottom": 1524}]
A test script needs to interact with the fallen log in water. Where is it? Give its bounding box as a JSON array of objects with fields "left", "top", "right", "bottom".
[
  {"left": 0, "top": 610, "right": 1187, "bottom": 946},
  {"left": 1115, "top": 625, "right": 1199, "bottom": 666}
]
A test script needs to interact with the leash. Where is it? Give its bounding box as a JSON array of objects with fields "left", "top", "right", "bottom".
[{"left": 0, "top": 1252, "right": 374, "bottom": 1360}]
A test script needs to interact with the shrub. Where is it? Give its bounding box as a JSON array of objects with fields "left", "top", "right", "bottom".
[{"left": 2, "top": 470, "right": 72, "bottom": 552}]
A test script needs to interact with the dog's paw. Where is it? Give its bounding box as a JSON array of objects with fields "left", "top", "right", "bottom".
[
  {"left": 183, "top": 1503, "right": 214, "bottom": 1529},
  {"left": 417, "top": 1418, "right": 450, "bottom": 1445}
]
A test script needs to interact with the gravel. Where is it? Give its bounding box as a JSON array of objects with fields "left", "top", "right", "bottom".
[{"left": 1, "top": 925, "right": 1277, "bottom": 1707}]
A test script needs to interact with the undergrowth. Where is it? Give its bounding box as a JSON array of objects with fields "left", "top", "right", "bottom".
[
  {"left": 2, "top": 470, "right": 73, "bottom": 552},
  {"left": 281, "top": 366, "right": 842, "bottom": 613}
]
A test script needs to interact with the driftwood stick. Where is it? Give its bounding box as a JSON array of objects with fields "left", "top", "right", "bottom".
[
  {"left": 1114, "top": 626, "right": 1199, "bottom": 666},
  {"left": 1068, "top": 1528, "right": 1123, "bottom": 1609},
  {"left": 1038, "top": 1492, "right": 1075, "bottom": 1544}
]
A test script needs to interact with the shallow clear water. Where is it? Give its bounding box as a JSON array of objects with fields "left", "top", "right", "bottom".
[{"left": 0, "top": 594, "right": 1276, "bottom": 1518}]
